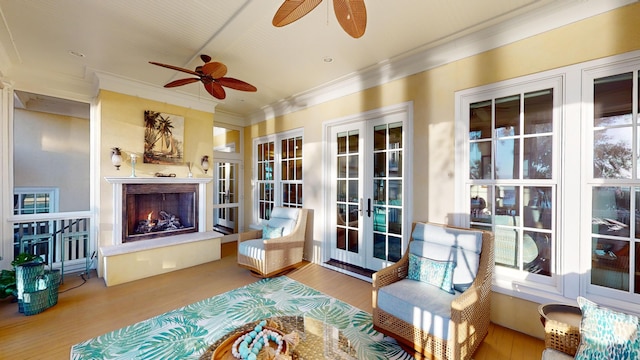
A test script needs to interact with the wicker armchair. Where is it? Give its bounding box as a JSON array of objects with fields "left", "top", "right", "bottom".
[
  {"left": 372, "top": 222, "right": 494, "bottom": 360},
  {"left": 237, "top": 208, "right": 309, "bottom": 278}
]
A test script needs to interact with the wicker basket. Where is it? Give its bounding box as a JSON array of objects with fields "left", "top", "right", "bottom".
[
  {"left": 538, "top": 303, "right": 582, "bottom": 356},
  {"left": 22, "top": 289, "right": 50, "bottom": 316}
]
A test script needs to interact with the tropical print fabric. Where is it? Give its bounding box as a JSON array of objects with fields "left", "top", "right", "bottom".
[
  {"left": 71, "top": 276, "right": 412, "bottom": 359},
  {"left": 575, "top": 296, "right": 640, "bottom": 360}
]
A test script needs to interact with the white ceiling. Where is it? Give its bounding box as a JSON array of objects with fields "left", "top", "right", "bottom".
[{"left": 0, "top": 0, "right": 634, "bottom": 121}]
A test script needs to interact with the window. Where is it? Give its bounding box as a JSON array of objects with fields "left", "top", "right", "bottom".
[
  {"left": 457, "top": 51, "right": 640, "bottom": 311},
  {"left": 254, "top": 131, "right": 303, "bottom": 221},
  {"left": 586, "top": 69, "right": 640, "bottom": 299},
  {"left": 466, "top": 82, "right": 560, "bottom": 283},
  {"left": 14, "top": 187, "right": 59, "bottom": 215}
]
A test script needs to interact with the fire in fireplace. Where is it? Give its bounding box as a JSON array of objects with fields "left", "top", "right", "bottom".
[{"left": 123, "top": 183, "right": 199, "bottom": 242}]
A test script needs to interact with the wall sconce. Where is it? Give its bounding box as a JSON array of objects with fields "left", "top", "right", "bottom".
[
  {"left": 111, "top": 147, "right": 122, "bottom": 170},
  {"left": 201, "top": 155, "right": 210, "bottom": 174}
]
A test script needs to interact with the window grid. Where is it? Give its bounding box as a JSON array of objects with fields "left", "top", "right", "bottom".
[
  {"left": 589, "top": 70, "right": 640, "bottom": 295},
  {"left": 468, "top": 87, "right": 557, "bottom": 278},
  {"left": 255, "top": 133, "right": 303, "bottom": 221}
]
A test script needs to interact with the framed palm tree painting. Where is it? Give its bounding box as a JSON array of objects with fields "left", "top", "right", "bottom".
[{"left": 143, "top": 110, "right": 184, "bottom": 164}]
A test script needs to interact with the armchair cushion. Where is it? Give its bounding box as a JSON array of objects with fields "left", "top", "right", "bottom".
[
  {"left": 262, "top": 224, "right": 284, "bottom": 239},
  {"left": 410, "top": 223, "right": 482, "bottom": 291},
  {"left": 408, "top": 253, "right": 456, "bottom": 294},
  {"left": 267, "top": 207, "right": 299, "bottom": 236},
  {"left": 238, "top": 239, "right": 265, "bottom": 261},
  {"left": 377, "top": 278, "right": 458, "bottom": 340}
]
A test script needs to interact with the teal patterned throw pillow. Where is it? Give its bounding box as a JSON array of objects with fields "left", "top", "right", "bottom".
[
  {"left": 575, "top": 296, "right": 640, "bottom": 360},
  {"left": 407, "top": 253, "right": 455, "bottom": 294},
  {"left": 262, "top": 225, "right": 284, "bottom": 239}
]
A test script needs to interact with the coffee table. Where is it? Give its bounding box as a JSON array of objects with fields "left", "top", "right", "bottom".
[{"left": 200, "top": 315, "right": 358, "bottom": 360}]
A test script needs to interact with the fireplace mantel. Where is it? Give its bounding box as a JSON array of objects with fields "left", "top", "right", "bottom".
[{"left": 105, "top": 177, "right": 212, "bottom": 246}]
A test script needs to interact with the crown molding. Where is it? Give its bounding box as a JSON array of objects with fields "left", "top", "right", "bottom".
[
  {"left": 247, "top": 0, "right": 637, "bottom": 125},
  {"left": 92, "top": 70, "right": 219, "bottom": 114}
]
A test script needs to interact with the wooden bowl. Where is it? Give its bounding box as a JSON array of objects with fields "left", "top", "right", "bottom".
[{"left": 212, "top": 326, "right": 287, "bottom": 360}]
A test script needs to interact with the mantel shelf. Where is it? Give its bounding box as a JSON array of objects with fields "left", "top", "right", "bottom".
[{"left": 105, "top": 177, "right": 212, "bottom": 184}]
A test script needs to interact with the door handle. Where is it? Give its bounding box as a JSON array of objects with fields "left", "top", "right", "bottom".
[{"left": 367, "top": 198, "right": 372, "bottom": 217}]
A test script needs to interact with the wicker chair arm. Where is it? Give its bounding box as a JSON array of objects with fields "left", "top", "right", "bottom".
[
  {"left": 238, "top": 229, "right": 262, "bottom": 242},
  {"left": 372, "top": 256, "right": 409, "bottom": 289}
]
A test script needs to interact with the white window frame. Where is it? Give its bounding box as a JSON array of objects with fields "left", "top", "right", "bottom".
[
  {"left": 580, "top": 58, "right": 640, "bottom": 309},
  {"left": 13, "top": 187, "right": 59, "bottom": 215},
  {"left": 455, "top": 50, "right": 640, "bottom": 313},
  {"left": 252, "top": 128, "right": 303, "bottom": 224}
]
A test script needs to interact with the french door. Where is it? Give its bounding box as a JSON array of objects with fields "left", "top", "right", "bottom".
[
  {"left": 213, "top": 161, "right": 240, "bottom": 235},
  {"left": 329, "top": 106, "right": 410, "bottom": 271}
]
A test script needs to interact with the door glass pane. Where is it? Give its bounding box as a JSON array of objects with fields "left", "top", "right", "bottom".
[
  {"left": 374, "top": 180, "right": 386, "bottom": 204},
  {"left": 635, "top": 242, "right": 640, "bottom": 294},
  {"left": 388, "top": 236, "right": 402, "bottom": 262},
  {"left": 337, "top": 132, "right": 347, "bottom": 154},
  {"left": 389, "top": 123, "right": 403, "bottom": 149},
  {"left": 373, "top": 233, "right": 385, "bottom": 259},
  {"left": 389, "top": 180, "right": 402, "bottom": 205},
  {"left": 374, "top": 125, "right": 386, "bottom": 151},
  {"left": 389, "top": 151, "right": 402, "bottom": 177},
  {"left": 348, "top": 229, "right": 358, "bottom": 253},
  {"left": 374, "top": 153, "right": 386, "bottom": 177},
  {"left": 348, "top": 131, "right": 359, "bottom": 153}
]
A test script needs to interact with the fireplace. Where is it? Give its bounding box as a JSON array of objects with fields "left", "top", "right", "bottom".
[
  {"left": 123, "top": 183, "right": 198, "bottom": 242},
  {"left": 105, "top": 177, "right": 211, "bottom": 246}
]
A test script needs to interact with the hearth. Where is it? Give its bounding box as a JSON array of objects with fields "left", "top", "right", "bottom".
[{"left": 123, "top": 183, "right": 198, "bottom": 242}]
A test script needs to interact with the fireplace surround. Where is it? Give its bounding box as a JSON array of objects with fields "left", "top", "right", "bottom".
[{"left": 102, "top": 177, "right": 220, "bottom": 286}]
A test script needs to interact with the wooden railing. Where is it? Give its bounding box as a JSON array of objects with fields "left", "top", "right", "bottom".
[{"left": 8, "top": 211, "right": 94, "bottom": 277}]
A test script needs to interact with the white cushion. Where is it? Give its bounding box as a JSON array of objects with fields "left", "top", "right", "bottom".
[
  {"left": 410, "top": 223, "right": 483, "bottom": 290},
  {"left": 541, "top": 348, "right": 573, "bottom": 360},
  {"left": 267, "top": 207, "right": 300, "bottom": 236},
  {"left": 377, "top": 278, "right": 458, "bottom": 340},
  {"left": 238, "top": 239, "right": 265, "bottom": 260}
]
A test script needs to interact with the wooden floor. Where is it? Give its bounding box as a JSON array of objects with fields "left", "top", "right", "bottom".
[{"left": 0, "top": 242, "right": 545, "bottom": 359}]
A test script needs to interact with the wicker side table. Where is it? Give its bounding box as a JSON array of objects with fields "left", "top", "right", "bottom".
[{"left": 538, "top": 303, "right": 582, "bottom": 356}]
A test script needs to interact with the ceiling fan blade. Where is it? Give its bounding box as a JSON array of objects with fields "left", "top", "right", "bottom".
[
  {"left": 217, "top": 77, "right": 257, "bottom": 92},
  {"left": 333, "top": 0, "right": 366, "bottom": 38},
  {"left": 163, "top": 78, "right": 201, "bottom": 88},
  {"left": 201, "top": 61, "right": 228, "bottom": 78},
  {"left": 149, "top": 61, "right": 200, "bottom": 76},
  {"left": 203, "top": 80, "right": 226, "bottom": 100},
  {"left": 200, "top": 54, "right": 212, "bottom": 63},
  {"left": 272, "top": 0, "right": 322, "bottom": 27}
]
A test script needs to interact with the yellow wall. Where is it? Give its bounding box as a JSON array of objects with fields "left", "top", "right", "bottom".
[
  {"left": 97, "top": 90, "right": 215, "bottom": 278},
  {"left": 242, "top": 2, "right": 640, "bottom": 338}
]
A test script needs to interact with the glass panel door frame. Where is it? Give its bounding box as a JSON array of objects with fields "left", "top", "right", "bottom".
[
  {"left": 212, "top": 123, "right": 243, "bottom": 242},
  {"left": 322, "top": 102, "right": 414, "bottom": 273}
]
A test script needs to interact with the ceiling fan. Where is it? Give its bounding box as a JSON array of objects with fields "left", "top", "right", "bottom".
[
  {"left": 149, "top": 54, "right": 257, "bottom": 100},
  {"left": 273, "top": 0, "right": 367, "bottom": 39}
]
